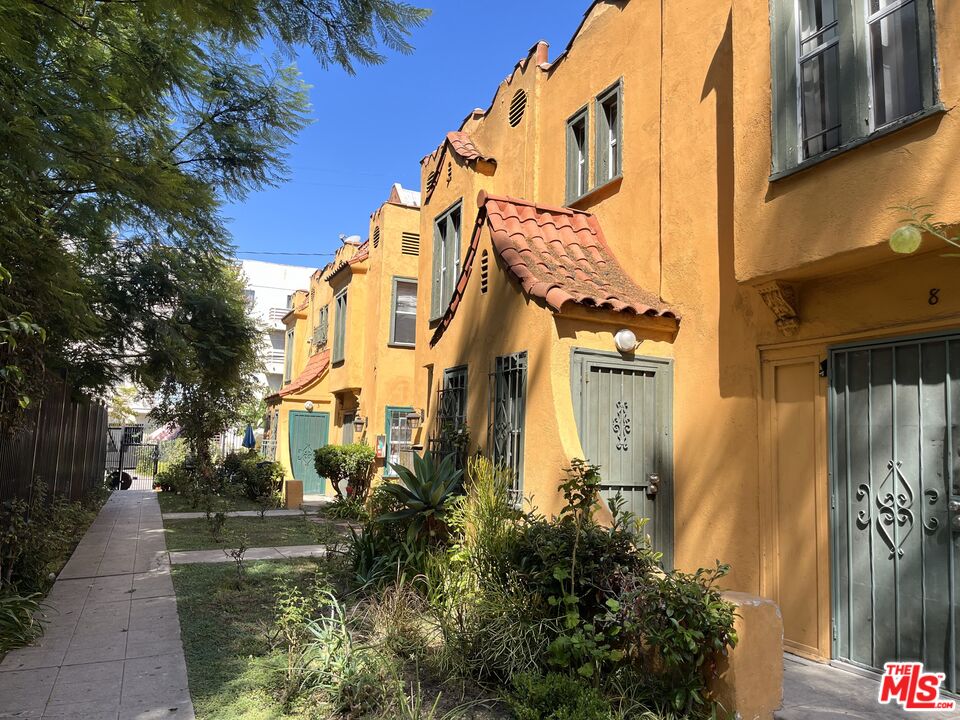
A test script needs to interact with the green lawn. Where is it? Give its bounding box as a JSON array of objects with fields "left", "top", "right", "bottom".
[
  {"left": 171, "top": 559, "right": 323, "bottom": 719},
  {"left": 156, "top": 491, "right": 264, "bottom": 514},
  {"left": 163, "top": 516, "right": 338, "bottom": 552}
]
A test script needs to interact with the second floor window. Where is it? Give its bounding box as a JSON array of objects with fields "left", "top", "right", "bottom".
[
  {"left": 771, "top": 0, "right": 937, "bottom": 174},
  {"left": 390, "top": 278, "right": 417, "bottom": 347},
  {"left": 332, "top": 290, "right": 347, "bottom": 364},
  {"left": 283, "top": 328, "right": 294, "bottom": 383},
  {"left": 596, "top": 81, "right": 622, "bottom": 184},
  {"left": 566, "top": 108, "right": 589, "bottom": 203},
  {"left": 313, "top": 304, "right": 329, "bottom": 350},
  {"left": 430, "top": 201, "right": 462, "bottom": 321}
]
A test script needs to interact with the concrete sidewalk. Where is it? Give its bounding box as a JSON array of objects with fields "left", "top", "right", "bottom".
[
  {"left": 168, "top": 544, "right": 333, "bottom": 565},
  {"left": 779, "top": 654, "right": 960, "bottom": 719},
  {"left": 161, "top": 508, "right": 314, "bottom": 520},
  {"left": 0, "top": 490, "right": 194, "bottom": 720}
]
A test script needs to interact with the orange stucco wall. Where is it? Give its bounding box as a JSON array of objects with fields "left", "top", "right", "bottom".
[{"left": 412, "top": 0, "right": 960, "bottom": 665}]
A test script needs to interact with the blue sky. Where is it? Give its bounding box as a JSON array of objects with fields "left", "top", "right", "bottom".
[{"left": 225, "top": 2, "right": 587, "bottom": 266}]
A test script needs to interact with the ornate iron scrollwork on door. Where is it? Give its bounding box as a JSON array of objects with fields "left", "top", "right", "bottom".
[
  {"left": 860, "top": 459, "right": 918, "bottom": 559},
  {"left": 613, "top": 400, "right": 631, "bottom": 451}
]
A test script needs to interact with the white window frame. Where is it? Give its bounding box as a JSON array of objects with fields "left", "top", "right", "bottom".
[{"left": 389, "top": 277, "right": 417, "bottom": 348}]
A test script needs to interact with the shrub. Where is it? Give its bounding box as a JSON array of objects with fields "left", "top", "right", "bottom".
[
  {"left": 0, "top": 480, "right": 102, "bottom": 593},
  {"left": 153, "top": 462, "right": 192, "bottom": 494},
  {"left": 377, "top": 451, "right": 463, "bottom": 544},
  {"left": 507, "top": 672, "right": 612, "bottom": 720},
  {"left": 220, "top": 451, "right": 284, "bottom": 502},
  {"left": 322, "top": 496, "right": 368, "bottom": 521},
  {"left": 0, "top": 591, "right": 44, "bottom": 652},
  {"left": 612, "top": 563, "right": 739, "bottom": 715},
  {"left": 314, "top": 443, "right": 375, "bottom": 502}
]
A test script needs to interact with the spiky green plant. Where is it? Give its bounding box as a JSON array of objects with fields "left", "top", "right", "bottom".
[{"left": 377, "top": 451, "right": 464, "bottom": 542}]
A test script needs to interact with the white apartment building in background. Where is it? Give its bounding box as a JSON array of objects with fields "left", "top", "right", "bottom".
[{"left": 240, "top": 259, "right": 315, "bottom": 395}]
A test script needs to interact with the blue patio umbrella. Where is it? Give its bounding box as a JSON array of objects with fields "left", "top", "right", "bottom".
[{"left": 242, "top": 423, "right": 256, "bottom": 449}]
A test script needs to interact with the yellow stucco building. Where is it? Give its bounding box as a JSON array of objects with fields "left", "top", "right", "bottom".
[
  {"left": 265, "top": 184, "right": 422, "bottom": 495},
  {"left": 268, "top": 0, "right": 960, "bottom": 690},
  {"left": 403, "top": 0, "right": 960, "bottom": 691}
]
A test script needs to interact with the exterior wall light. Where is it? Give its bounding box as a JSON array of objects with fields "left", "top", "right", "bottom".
[
  {"left": 614, "top": 328, "right": 638, "bottom": 354},
  {"left": 303, "top": 401, "right": 314, "bottom": 412},
  {"left": 405, "top": 409, "right": 423, "bottom": 430},
  {"left": 353, "top": 415, "right": 367, "bottom": 434}
]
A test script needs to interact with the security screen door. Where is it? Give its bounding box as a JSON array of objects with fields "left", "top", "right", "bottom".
[
  {"left": 831, "top": 334, "right": 960, "bottom": 692},
  {"left": 574, "top": 350, "right": 673, "bottom": 567}
]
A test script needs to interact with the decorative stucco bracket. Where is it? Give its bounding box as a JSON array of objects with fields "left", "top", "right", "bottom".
[{"left": 757, "top": 280, "right": 800, "bottom": 336}]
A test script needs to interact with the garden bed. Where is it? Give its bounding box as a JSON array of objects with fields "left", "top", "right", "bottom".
[
  {"left": 163, "top": 516, "right": 342, "bottom": 552},
  {"left": 172, "top": 558, "right": 503, "bottom": 720}
]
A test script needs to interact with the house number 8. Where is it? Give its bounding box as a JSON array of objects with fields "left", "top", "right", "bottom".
[{"left": 929, "top": 288, "right": 940, "bottom": 306}]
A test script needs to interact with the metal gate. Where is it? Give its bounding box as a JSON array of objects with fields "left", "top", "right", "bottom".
[
  {"left": 105, "top": 425, "right": 159, "bottom": 490},
  {"left": 572, "top": 349, "right": 674, "bottom": 567},
  {"left": 830, "top": 333, "right": 960, "bottom": 691}
]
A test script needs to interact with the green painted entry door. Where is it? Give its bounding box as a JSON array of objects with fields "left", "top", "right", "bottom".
[
  {"left": 831, "top": 334, "right": 960, "bottom": 691},
  {"left": 288, "top": 411, "right": 329, "bottom": 494},
  {"left": 574, "top": 350, "right": 674, "bottom": 567}
]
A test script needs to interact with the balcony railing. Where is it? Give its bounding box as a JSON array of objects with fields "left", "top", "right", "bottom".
[
  {"left": 266, "top": 349, "right": 286, "bottom": 365},
  {"left": 268, "top": 307, "right": 289, "bottom": 324}
]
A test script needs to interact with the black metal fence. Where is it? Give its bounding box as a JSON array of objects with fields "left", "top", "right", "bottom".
[{"left": 0, "top": 376, "right": 109, "bottom": 503}]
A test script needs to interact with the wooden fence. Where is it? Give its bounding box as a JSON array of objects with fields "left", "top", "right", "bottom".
[{"left": 0, "top": 376, "right": 108, "bottom": 503}]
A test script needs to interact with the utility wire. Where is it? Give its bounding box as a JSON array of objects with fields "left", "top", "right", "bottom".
[{"left": 235, "top": 251, "right": 337, "bottom": 256}]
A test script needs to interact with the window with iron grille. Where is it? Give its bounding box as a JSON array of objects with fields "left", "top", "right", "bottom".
[
  {"left": 432, "top": 366, "right": 468, "bottom": 463},
  {"left": 491, "top": 351, "right": 527, "bottom": 496},
  {"left": 384, "top": 406, "right": 414, "bottom": 477}
]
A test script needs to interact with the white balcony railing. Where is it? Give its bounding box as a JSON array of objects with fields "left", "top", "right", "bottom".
[{"left": 268, "top": 307, "right": 289, "bottom": 324}]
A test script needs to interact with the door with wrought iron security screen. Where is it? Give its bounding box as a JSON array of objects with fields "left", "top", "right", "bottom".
[
  {"left": 831, "top": 334, "right": 960, "bottom": 691},
  {"left": 574, "top": 350, "right": 673, "bottom": 566},
  {"left": 492, "top": 352, "right": 527, "bottom": 497}
]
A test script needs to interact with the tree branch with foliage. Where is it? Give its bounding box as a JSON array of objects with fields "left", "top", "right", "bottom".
[{"left": 0, "top": 0, "right": 429, "bottom": 432}]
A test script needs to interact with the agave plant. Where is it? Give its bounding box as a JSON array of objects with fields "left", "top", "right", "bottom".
[{"left": 377, "top": 451, "right": 464, "bottom": 541}]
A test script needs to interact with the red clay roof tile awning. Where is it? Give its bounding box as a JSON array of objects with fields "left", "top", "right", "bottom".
[
  {"left": 431, "top": 192, "right": 676, "bottom": 346},
  {"left": 266, "top": 349, "right": 330, "bottom": 402},
  {"left": 483, "top": 192, "right": 674, "bottom": 316},
  {"left": 445, "top": 131, "right": 494, "bottom": 164}
]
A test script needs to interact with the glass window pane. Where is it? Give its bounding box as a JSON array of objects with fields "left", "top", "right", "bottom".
[
  {"left": 393, "top": 314, "right": 416, "bottom": 345},
  {"left": 396, "top": 282, "right": 417, "bottom": 313},
  {"left": 870, "top": 2, "right": 922, "bottom": 126},
  {"left": 800, "top": 45, "right": 841, "bottom": 158},
  {"left": 799, "top": 0, "right": 839, "bottom": 55}
]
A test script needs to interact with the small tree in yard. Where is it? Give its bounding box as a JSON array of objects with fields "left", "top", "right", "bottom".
[
  {"left": 314, "top": 444, "right": 375, "bottom": 501},
  {"left": 149, "top": 260, "right": 262, "bottom": 484}
]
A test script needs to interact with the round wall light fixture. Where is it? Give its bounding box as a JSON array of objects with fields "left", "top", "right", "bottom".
[
  {"left": 304, "top": 401, "right": 314, "bottom": 412},
  {"left": 614, "top": 328, "right": 638, "bottom": 354}
]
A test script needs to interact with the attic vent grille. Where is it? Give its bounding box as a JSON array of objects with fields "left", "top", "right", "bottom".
[
  {"left": 373, "top": 226, "right": 381, "bottom": 248},
  {"left": 509, "top": 89, "right": 527, "bottom": 127},
  {"left": 427, "top": 169, "right": 439, "bottom": 192},
  {"left": 446, "top": 162, "right": 452, "bottom": 184},
  {"left": 401, "top": 232, "right": 420, "bottom": 257},
  {"left": 480, "top": 249, "right": 489, "bottom": 294}
]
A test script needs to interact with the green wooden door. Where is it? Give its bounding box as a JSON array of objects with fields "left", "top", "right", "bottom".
[
  {"left": 573, "top": 350, "right": 673, "bottom": 567},
  {"left": 288, "top": 411, "right": 329, "bottom": 494},
  {"left": 831, "top": 334, "right": 960, "bottom": 691}
]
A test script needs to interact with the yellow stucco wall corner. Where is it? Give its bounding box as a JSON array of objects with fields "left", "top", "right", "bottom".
[
  {"left": 710, "top": 591, "right": 784, "bottom": 720},
  {"left": 283, "top": 479, "right": 304, "bottom": 510}
]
